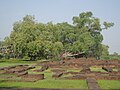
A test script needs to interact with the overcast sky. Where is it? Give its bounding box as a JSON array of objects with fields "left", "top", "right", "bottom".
[{"left": 0, "top": 0, "right": 120, "bottom": 54}]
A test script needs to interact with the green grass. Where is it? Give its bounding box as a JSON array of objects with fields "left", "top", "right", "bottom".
[
  {"left": 0, "top": 59, "right": 36, "bottom": 67},
  {"left": 0, "top": 80, "right": 87, "bottom": 89},
  {"left": 113, "top": 69, "right": 118, "bottom": 72},
  {"left": 90, "top": 67, "right": 119, "bottom": 72},
  {"left": 0, "top": 59, "right": 120, "bottom": 89},
  {"left": 62, "top": 73, "right": 73, "bottom": 77},
  {"left": 28, "top": 67, "right": 53, "bottom": 80},
  {"left": 90, "top": 67, "right": 107, "bottom": 72},
  {"left": 67, "top": 69, "right": 80, "bottom": 72},
  {"left": 98, "top": 80, "right": 120, "bottom": 89},
  {"left": 0, "top": 60, "right": 88, "bottom": 89}
]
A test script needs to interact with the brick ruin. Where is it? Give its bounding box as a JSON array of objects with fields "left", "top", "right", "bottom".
[
  {"left": 0, "top": 59, "right": 120, "bottom": 82},
  {"left": 0, "top": 65, "right": 44, "bottom": 82},
  {"left": 37, "top": 59, "right": 120, "bottom": 80}
]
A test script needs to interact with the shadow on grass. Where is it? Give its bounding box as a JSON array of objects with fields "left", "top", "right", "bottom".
[
  {"left": 21, "top": 59, "right": 31, "bottom": 61},
  {"left": 0, "top": 61, "right": 6, "bottom": 63},
  {"left": 21, "top": 59, "right": 38, "bottom": 62},
  {"left": 0, "top": 87, "right": 82, "bottom": 90},
  {"left": 0, "top": 80, "right": 6, "bottom": 83}
]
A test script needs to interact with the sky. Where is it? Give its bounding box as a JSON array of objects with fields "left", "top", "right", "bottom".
[{"left": 0, "top": 0, "right": 120, "bottom": 54}]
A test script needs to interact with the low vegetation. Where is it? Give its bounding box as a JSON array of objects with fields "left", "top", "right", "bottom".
[
  {"left": 101, "top": 55, "right": 120, "bottom": 60},
  {"left": 98, "top": 80, "right": 120, "bottom": 89}
]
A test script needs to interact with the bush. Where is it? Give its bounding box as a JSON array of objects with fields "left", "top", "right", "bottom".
[
  {"left": 101, "top": 55, "right": 120, "bottom": 60},
  {"left": 0, "top": 54, "right": 3, "bottom": 59},
  {"left": 23, "top": 55, "right": 30, "bottom": 60}
]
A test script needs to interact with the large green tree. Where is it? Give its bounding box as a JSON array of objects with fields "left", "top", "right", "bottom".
[
  {"left": 3, "top": 12, "right": 114, "bottom": 60},
  {"left": 72, "top": 11, "right": 114, "bottom": 59}
]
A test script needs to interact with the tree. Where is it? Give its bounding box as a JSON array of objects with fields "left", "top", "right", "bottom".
[
  {"left": 72, "top": 11, "right": 114, "bottom": 59},
  {"left": 3, "top": 12, "right": 114, "bottom": 60},
  {"left": 10, "top": 15, "right": 37, "bottom": 58},
  {"left": 102, "top": 45, "right": 109, "bottom": 56},
  {"left": 113, "top": 52, "right": 118, "bottom": 56}
]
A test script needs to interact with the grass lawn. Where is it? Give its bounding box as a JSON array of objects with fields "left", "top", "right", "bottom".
[
  {"left": 0, "top": 79, "right": 87, "bottom": 89},
  {"left": 0, "top": 59, "right": 88, "bottom": 89},
  {"left": 0, "top": 59, "right": 36, "bottom": 67},
  {"left": 90, "top": 67, "right": 107, "bottom": 72},
  {"left": 98, "top": 80, "right": 120, "bottom": 89},
  {"left": 0, "top": 59, "right": 120, "bottom": 89}
]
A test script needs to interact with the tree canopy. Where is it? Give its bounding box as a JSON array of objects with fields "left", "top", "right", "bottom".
[{"left": 3, "top": 12, "right": 114, "bottom": 60}]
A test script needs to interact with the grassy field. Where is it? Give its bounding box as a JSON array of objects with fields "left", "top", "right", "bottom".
[
  {"left": 98, "top": 80, "right": 120, "bottom": 89},
  {"left": 0, "top": 59, "right": 88, "bottom": 89},
  {"left": 0, "top": 59, "right": 120, "bottom": 89},
  {"left": 0, "top": 79, "right": 87, "bottom": 89},
  {"left": 0, "top": 59, "right": 36, "bottom": 67}
]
